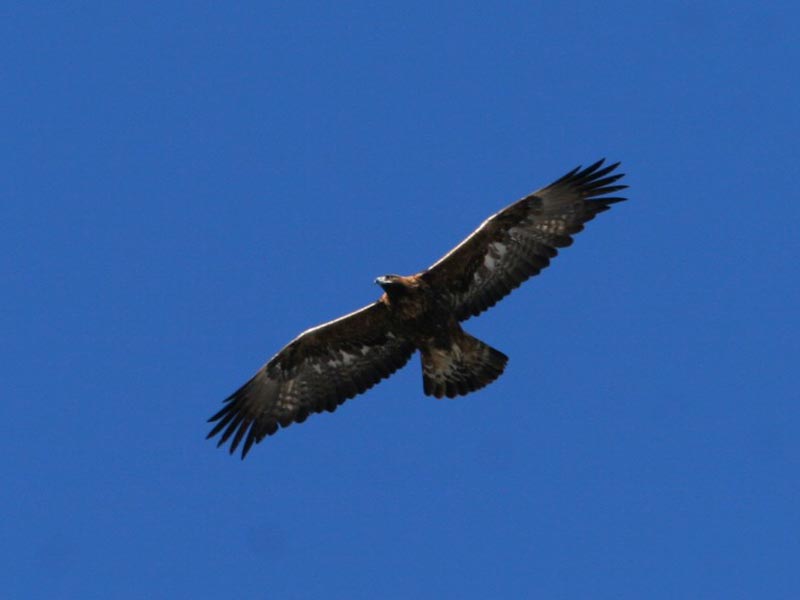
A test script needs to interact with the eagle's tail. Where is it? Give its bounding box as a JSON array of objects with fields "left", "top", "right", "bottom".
[{"left": 421, "top": 331, "right": 508, "bottom": 398}]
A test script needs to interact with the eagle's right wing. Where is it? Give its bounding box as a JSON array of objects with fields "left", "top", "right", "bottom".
[
  {"left": 207, "top": 301, "right": 416, "bottom": 458},
  {"left": 421, "top": 160, "right": 627, "bottom": 320}
]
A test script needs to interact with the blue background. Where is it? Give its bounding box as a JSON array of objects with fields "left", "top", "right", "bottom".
[{"left": 3, "top": 2, "right": 798, "bottom": 598}]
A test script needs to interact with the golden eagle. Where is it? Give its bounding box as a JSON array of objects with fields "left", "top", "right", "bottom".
[{"left": 208, "top": 160, "right": 627, "bottom": 457}]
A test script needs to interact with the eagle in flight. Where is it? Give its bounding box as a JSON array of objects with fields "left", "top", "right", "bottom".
[{"left": 208, "top": 160, "right": 627, "bottom": 457}]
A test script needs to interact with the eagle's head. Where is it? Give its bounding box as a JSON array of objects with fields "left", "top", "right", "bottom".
[
  {"left": 375, "top": 274, "right": 418, "bottom": 301},
  {"left": 375, "top": 274, "right": 402, "bottom": 291}
]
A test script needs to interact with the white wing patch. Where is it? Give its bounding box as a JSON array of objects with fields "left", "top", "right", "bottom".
[
  {"left": 536, "top": 218, "right": 568, "bottom": 234},
  {"left": 491, "top": 242, "right": 508, "bottom": 258},
  {"left": 323, "top": 348, "right": 371, "bottom": 369},
  {"left": 478, "top": 241, "right": 508, "bottom": 280},
  {"left": 328, "top": 349, "right": 358, "bottom": 367}
]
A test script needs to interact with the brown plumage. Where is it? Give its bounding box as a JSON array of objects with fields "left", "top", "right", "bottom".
[{"left": 208, "top": 159, "right": 628, "bottom": 457}]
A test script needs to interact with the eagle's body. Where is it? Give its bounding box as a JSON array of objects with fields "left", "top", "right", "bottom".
[
  {"left": 208, "top": 160, "right": 628, "bottom": 457},
  {"left": 375, "top": 274, "right": 508, "bottom": 398}
]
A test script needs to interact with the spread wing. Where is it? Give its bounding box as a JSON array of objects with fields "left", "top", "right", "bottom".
[
  {"left": 421, "top": 159, "right": 627, "bottom": 320},
  {"left": 207, "top": 301, "right": 416, "bottom": 458}
]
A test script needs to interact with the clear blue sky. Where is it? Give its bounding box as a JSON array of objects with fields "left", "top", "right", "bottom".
[{"left": 3, "top": 2, "right": 798, "bottom": 598}]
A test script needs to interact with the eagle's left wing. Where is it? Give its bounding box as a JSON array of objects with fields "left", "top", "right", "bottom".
[
  {"left": 421, "top": 160, "right": 627, "bottom": 320},
  {"left": 207, "top": 301, "right": 416, "bottom": 458}
]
